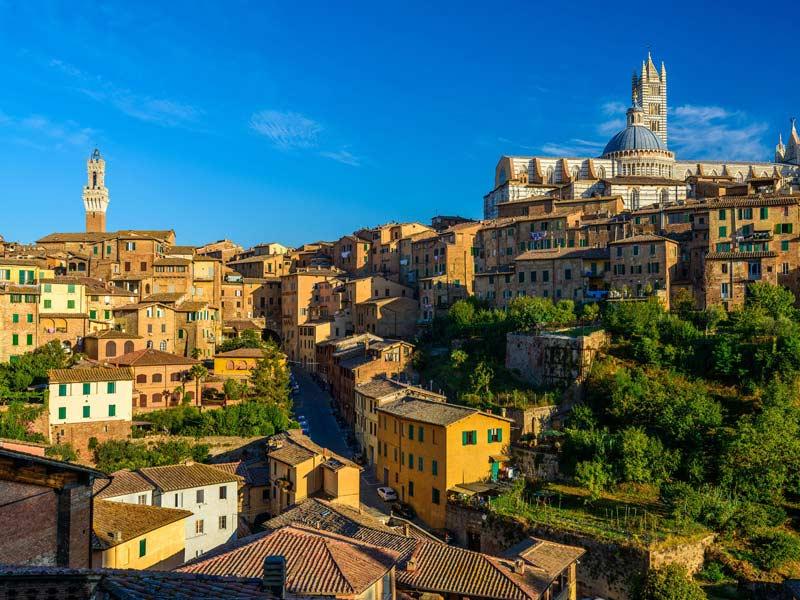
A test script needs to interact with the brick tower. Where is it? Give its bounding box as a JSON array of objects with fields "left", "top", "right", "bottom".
[{"left": 83, "top": 148, "right": 109, "bottom": 233}]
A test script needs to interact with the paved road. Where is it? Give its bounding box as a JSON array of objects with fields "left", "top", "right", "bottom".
[{"left": 290, "top": 367, "right": 389, "bottom": 519}]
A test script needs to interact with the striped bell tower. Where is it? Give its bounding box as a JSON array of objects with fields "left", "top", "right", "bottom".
[{"left": 631, "top": 52, "right": 668, "bottom": 147}]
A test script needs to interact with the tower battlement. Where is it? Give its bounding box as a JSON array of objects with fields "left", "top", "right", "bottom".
[{"left": 83, "top": 148, "right": 109, "bottom": 233}]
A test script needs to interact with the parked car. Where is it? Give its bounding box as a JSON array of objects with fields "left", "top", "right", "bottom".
[
  {"left": 391, "top": 502, "right": 416, "bottom": 520},
  {"left": 376, "top": 486, "right": 398, "bottom": 502}
]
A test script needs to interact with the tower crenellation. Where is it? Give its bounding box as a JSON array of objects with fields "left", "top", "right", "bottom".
[{"left": 83, "top": 148, "right": 109, "bottom": 233}]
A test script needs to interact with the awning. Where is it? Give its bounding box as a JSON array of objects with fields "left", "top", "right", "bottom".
[{"left": 490, "top": 454, "right": 511, "bottom": 462}]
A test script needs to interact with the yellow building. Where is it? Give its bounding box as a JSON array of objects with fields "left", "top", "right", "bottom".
[
  {"left": 92, "top": 499, "right": 191, "bottom": 570},
  {"left": 38, "top": 279, "right": 89, "bottom": 350},
  {"left": 0, "top": 258, "right": 54, "bottom": 285},
  {"left": 213, "top": 347, "right": 267, "bottom": 379},
  {"left": 376, "top": 397, "right": 512, "bottom": 529},
  {"left": 267, "top": 430, "right": 360, "bottom": 515}
]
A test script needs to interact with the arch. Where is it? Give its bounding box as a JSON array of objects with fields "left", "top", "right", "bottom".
[
  {"left": 146, "top": 340, "right": 153, "bottom": 349},
  {"left": 660, "top": 188, "right": 670, "bottom": 204},
  {"left": 571, "top": 166, "right": 580, "bottom": 181},
  {"left": 546, "top": 166, "right": 554, "bottom": 184},
  {"left": 136, "top": 374, "right": 147, "bottom": 384},
  {"left": 41, "top": 318, "right": 55, "bottom": 333},
  {"left": 145, "top": 284, "right": 151, "bottom": 295},
  {"left": 138, "top": 394, "right": 147, "bottom": 407},
  {"left": 226, "top": 360, "right": 236, "bottom": 370},
  {"left": 123, "top": 341, "right": 134, "bottom": 353},
  {"left": 630, "top": 188, "right": 641, "bottom": 210},
  {"left": 159, "top": 340, "right": 167, "bottom": 351},
  {"left": 54, "top": 318, "right": 67, "bottom": 332},
  {"left": 152, "top": 373, "right": 163, "bottom": 383},
  {"left": 152, "top": 393, "right": 162, "bottom": 404},
  {"left": 597, "top": 166, "right": 606, "bottom": 179},
  {"left": 105, "top": 340, "right": 117, "bottom": 357},
  {"left": 236, "top": 360, "right": 249, "bottom": 370}
]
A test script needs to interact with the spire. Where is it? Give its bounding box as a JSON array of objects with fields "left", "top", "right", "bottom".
[
  {"left": 791, "top": 117, "right": 799, "bottom": 143},
  {"left": 660, "top": 61, "right": 666, "bottom": 80}
]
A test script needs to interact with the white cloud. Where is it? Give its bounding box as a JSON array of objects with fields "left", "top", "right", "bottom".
[
  {"left": 319, "top": 149, "right": 361, "bottom": 167},
  {"left": 670, "top": 104, "right": 769, "bottom": 161},
  {"left": 0, "top": 110, "right": 95, "bottom": 148},
  {"left": 602, "top": 101, "right": 627, "bottom": 116},
  {"left": 49, "top": 58, "right": 203, "bottom": 128},
  {"left": 250, "top": 110, "right": 323, "bottom": 150},
  {"left": 540, "top": 138, "right": 605, "bottom": 156}
]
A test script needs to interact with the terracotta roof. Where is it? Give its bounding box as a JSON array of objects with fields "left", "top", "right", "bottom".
[
  {"left": 94, "top": 469, "right": 154, "bottom": 499},
  {"left": 110, "top": 348, "right": 199, "bottom": 367},
  {"left": 164, "top": 245, "right": 197, "bottom": 255},
  {"left": 36, "top": 232, "right": 110, "bottom": 243},
  {"left": 0, "top": 257, "right": 49, "bottom": 267},
  {"left": 377, "top": 396, "right": 510, "bottom": 427},
  {"left": 268, "top": 430, "right": 357, "bottom": 469},
  {"left": 141, "top": 292, "right": 186, "bottom": 303},
  {"left": 357, "top": 296, "right": 418, "bottom": 308},
  {"left": 0, "top": 284, "right": 40, "bottom": 295},
  {"left": 223, "top": 318, "right": 264, "bottom": 331},
  {"left": 179, "top": 525, "right": 399, "bottom": 596},
  {"left": 175, "top": 301, "right": 211, "bottom": 312},
  {"left": 48, "top": 366, "right": 133, "bottom": 384},
  {"left": 355, "top": 378, "right": 407, "bottom": 399},
  {"left": 139, "top": 461, "right": 239, "bottom": 492},
  {"left": 514, "top": 248, "right": 610, "bottom": 261},
  {"left": 608, "top": 234, "right": 678, "bottom": 245},
  {"left": 215, "top": 348, "right": 267, "bottom": 358},
  {"left": 208, "top": 461, "right": 251, "bottom": 484},
  {"left": 502, "top": 537, "right": 586, "bottom": 582},
  {"left": 0, "top": 566, "right": 286, "bottom": 599},
  {"left": 93, "top": 500, "right": 192, "bottom": 549},
  {"left": 705, "top": 251, "right": 777, "bottom": 260},
  {"left": 84, "top": 330, "right": 142, "bottom": 340},
  {"left": 39, "top": 312, "right": 89, "bottom": 319},
  {"left": 708, "top": 194, "right": 799, "bottom": 208}
]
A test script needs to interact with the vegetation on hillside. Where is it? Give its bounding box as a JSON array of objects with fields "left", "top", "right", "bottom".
[
  {"left": 0, "top": 341, "right": 74, "bottom": 403},
  {"left": 93, "top": 439, "right": 210, "bottom": 472}
]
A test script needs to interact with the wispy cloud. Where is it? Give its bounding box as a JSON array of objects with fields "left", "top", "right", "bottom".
[
  {"left": 250, "top": 109, "right": 361, "bottom": 166},
  {"left": 49, "top": 59, "right": 203, "bottom": 128},
  {"left": 540, "top": 138, "right": 605, "bottom": 156},
  {"left": 602, "top": 101, "right": 627, "bottom": 116},
  {"left": 249, "top": 110, "right": 322, "bottom": 150},
  {"left": 319, "top": 149, "right": 361, "bottom": 167},
  {"left": 671, "top": 104, "right": 769, "bottom": 161},
  {"left": 0, "top": 109, "right": 95, "bottom": 149}
]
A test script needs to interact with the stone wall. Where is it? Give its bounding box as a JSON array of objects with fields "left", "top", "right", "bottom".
[
  {"left": 502, "top": 405, "right": 558, "bottom": 442},
  {"left": 445, "top": 502, "right": 714, "bottom": 600},
  {"left": 511, "top": 443, "right": 561, "bottom": 482},
  {"left": 50, "top": 419, "right": 132, "bottom": 460},
  {"left": 506, "top": 329, "right": 609, "bottom": 388}
]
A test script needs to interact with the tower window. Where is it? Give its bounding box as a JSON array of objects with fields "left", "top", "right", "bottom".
[{"left": 92, "top": 172, "right": 97, "bottom": 187}]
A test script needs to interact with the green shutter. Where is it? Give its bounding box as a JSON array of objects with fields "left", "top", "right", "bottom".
[
  {"left": 58, "top": 407, "right": 66, "bottom": 419},
  {"left": 12, "top": 314, "right": 18, "bottom": 323},
  {"left": 775, "top": 223, "right": 782, "bottom": 234},
  {"left": 462, "top": 431, "right": 467, "bottom": 445},
  {"left": 488, "top": 429, "right": 492, "bottom": 443},
  {"left": 139, "top": 538, "right": 146, "bottom": 557},
  {"left": 44, "top": 299, "right": 52, "bottom": 309},
  {"left": 26, "top": 334, "right": 32, "bottom": 346},
  {"left": 107, "top": 381, "right": 116, "bottom": 394},
  {"left": 418, "top": 427, "right": 424, "bottom": 442},
  {"left": 26, "top": 314, "right": 33, "bottom": 323},
  {"left": 109, "top": 404, "right": 116, "bottom": 417},
  {"left": 58, "top": 384, "right": 67, "bottom": 397},
  {"left": 498, "top": 428, "right": 503, "bottom": 442},
  {"left": 83, "top": 382, "right": 91, "bottom": 395},
  {"left": 67, "top": 300, "right": 75, "bottom": 309},
  {"left": 82, "top": 406, "right": 90, "bottom": 418}
]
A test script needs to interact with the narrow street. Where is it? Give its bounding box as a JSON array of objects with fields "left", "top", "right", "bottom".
[{"left": 290, "top": 367, "right": 388, "bottom": 519}]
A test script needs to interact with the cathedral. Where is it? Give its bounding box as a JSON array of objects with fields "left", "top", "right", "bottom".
[{"left": 484, "top": 53, "right": 800, "bottom": 219}]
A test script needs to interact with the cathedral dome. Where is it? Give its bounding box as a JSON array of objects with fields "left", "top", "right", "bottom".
[{"left": 602, "top": 124, "right": 666, "bottom": 156}]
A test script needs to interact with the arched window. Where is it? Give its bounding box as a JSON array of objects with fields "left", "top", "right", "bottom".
[
  {"left": 660, "top": 188, "right": 670, "bottom": 204},
  {"left": 152, "top": 373, "right": 163, "bottom": 383},
  {"left": 124, "top": 341, "right": 134, "bottom": 353},
  {"left": 571, "top": 166, "right": 580, "bottom": 181},
  {"left": 93, "top": 172, "right": 97, "bottom": 187},
  {"left": 152, "top": 393, "right": 162, "bottom": 404},
  {"left": 145, "top": 284, "right": 151, "bottom": 295},
  {"left": 159, "top": 340, "right": 167, "bottom": 351},
  {"left": 630, "top": 188, "right": 641, "bottom": 210},
  {"left": 147, "top": 341, "right": 153, "bottom": 349},
  {"left": 546, "top": 167, "right": 554, "bottom": 184},
  {"left": 136, "top": 374, "right": 147, "bottom": 384},
  {"left": 105, "top": 341, "right": 117, "bottom": 357},
  {"left": 138, "top": 394, "right": 147, "bottom": 407},
  {"left": 226, "top": 360, "right": 235, "bottom": 370},
  {"left": 598, "top": 166, "right": 606, "bottom": 179}
]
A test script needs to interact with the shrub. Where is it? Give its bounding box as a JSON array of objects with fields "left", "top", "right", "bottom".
[
  {"left": 634, "top": 563, "right": 705, "bottom": 600},
  {"left": 749, "top": 530, "right": 800, "bottom": 570}
]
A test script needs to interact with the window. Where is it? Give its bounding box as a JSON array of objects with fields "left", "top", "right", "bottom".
[
  {"left": 408, "top": 453, "right": 414, "bottom": 468},
  {"left": 67, "top": 284, "right": 75, "bottom": 294},
  {"left": 43, "top": 299, "right": 52, "bottom": 309},
  {"left": 11, "top": 314, "right": 18, "bottom": 323},
  {"left": 82, "top": 406, "right": 91, "bottom": 418},
  {"left": 721, "top": 282, "right": 730, "bottom": 299},
  {"left": 58, "top": 407, "right": 66, "bottom": 419},
  {"left": 418, "top": 456, "right": 423, "bottom": 471},
  {"left": 760, "top": 206, "right": 769, "bottom": 220},
  {"left": 26, "top": 334, "right": 32, "bottom": 346},
  {"left": 738, "top": 207, "right": 753, "bottom": 220},
  {"left": 564, "top": 268, "right": 572, "bottom": 280},
  {"left": 138, "top": 539, "right": 146, "bottom": 557},
  {"left": 775, "top": 223, "right": 794, "bottom": 234},
  {"left": 488, "top": 428, "right": 503, "bottom": 443},
  {"left": 67, "top": 300, "right": 75, "bottom": 309},
  {"left": 782, "top": 241, "right": 790, "bottom": 252},
  {"left": 718, "top": 226, "right": 727, "bottom": 238},
  {"left": 632, "top": 245, "right": 639, "bottom": 256},
  {"left": 138, "top": 494, "right": 147, "bottom": 504},
  {"left": 83, "top": 383, "right": 91, "bottom": 395},
  {"left": 89, "top": 310, "right": 97, "bottom": 319},
  {"left": 408, "top": 424, "right": 414, "bottom": 440},
  {"left": 408, "top": 481, "right": 414, "bottom": 497},
  {"left": 219, "top": 486, "right": 227, "bottom": 500},
  {"left": 195, "top": 519, "right": 204, "bottom": 535},
  {"left": 219, "top": 516, "right": 227, "bottom": 530},
  {"left": 196, "top": 489, "right": 205, "bottom": 504},
  {"left": 58, "top": 384, "right": 68, "bottom": 397},
  {"left": 43, "top": 284, "right": 52, "bottom": 293},
  {"left": 11, "top": 334, "right": 18, "bottom": 346},
  {"left": 462, "top": 430, "right": 477, "bottom": 445},
  {"left": 542, "top": 270, "right": 549, "bottom": 282},
  {"left": 418, "top": 426, "right": 424, "bottom": 442},
  {"left": 650, "top": 244, "right": 656, "bottom": 256},
  {"left": 432, "top": 488, "right": 440, "bottom": 505},
  {"left": 107, "top": 381, "right": 116, "bottom": 394},
  {"left": 108, "top": 404, "right": 116, "bottom": 417},
  {"left": 431, "top": 460, "right": 438, "bottom": 476}
]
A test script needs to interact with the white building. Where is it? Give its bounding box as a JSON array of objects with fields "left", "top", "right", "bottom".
[
  {"left": 47, "top": 366, "right": 134, "bottom": 446},
  {"left": 139, "top": 462, "right": 240, "bottom": 560},
  {"left": 93, "top": 469, "right": 155, "bottom": 505},
  {"left": 484, "top": 53, "right": 800, "bottom": 219}
]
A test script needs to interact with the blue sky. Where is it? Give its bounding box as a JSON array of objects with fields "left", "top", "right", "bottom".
[{"left": 0, "top": 1, "right": 796, "bottom": 247}]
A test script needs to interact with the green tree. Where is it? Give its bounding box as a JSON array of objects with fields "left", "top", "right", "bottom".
[
  {"left": 449, "top": 299, "right": 477, "bottom": 332},
  {"left": 574, "top": 458, "right": 612, "bottom": 501},
  {"left": 618, "top": 427, "right": 676, "bottom": 484},
  {"left": 508, "top": 296, "right": 559, "bottom": 330},
  {"left": 634, "top": 564, "right": 705, "bottom": 600},
  {"left": 469, "top": 361, "right": 494, "bottom": 397},
  {"left": 449, "top": 349, "right": 468, "bottom": 369},
  {"left": 217, "top": 329, "right": 266, "bottom": 353},
  {"left": 746, "top": 282, "right": 796, "bottom": 320},
  {"left": 750, "top": 530, "right": 800, "bottom": 570},
  {"left": 579, "top": 302, "right": 600, "bottom": 324},
  {"left": 250, "top": 341, "right": 291, "bottom": 406},
  {"left": 45, "top": 443, "right": 78, "bottom": 462},
  {"left": 602, "top": 299, "right": 664, "bottom": 338},
  {"left": 223, "top": 378, "right": 245, "bottom": 401},
  {"left": 190, "top": 347, "right": 202, "bottom": 359},
  {"left": 188, "top": 364, "right": 208, "bottom": 405}
]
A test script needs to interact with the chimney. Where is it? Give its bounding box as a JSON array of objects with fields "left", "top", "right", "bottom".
[
  {"left": 405, "top": 556, "right": 417, "bottom": 573},
  {"left": 513, "top": 559, "right": 525, "bottom": 575},
  {"left": 262, "top": 555, "right": 286, "bottom": 599},
  {"left": 109, "top": 531, "right": 123, "bottom": 542}
]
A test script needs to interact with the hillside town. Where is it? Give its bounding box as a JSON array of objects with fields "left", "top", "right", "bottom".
[{"left": 2, "top": 51, "right": 800, "bottom": 600}]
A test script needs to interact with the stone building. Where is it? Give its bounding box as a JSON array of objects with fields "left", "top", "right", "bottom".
[
  {"left": 83, "top": 149, "right": 109, "bottom": 233},
  {"left": 109, "top": 348, "right": 201, "bottom": 412},
  {"left": 608, "top": 234, "right": 679, "bottom": 305},
  {"left": 0, "top": 283, "right": 39, "bottom": 362},
  {"left": 354, "top": 296, "right": 419, "bottom": 339}
]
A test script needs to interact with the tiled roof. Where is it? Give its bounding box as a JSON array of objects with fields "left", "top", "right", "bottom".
[
  {"left": 0, "top": 566, "right": 289, "bottom": 599},
  {"left": 36, "top": 232, "right": 110, "bottom": 243},
  {"left": 609, "top": 234, "right": 677, "bottom": 245},
  {"left": 84, "top": 330, "right": 142, "bottom": 340},
  {"left": 176, "top": 301, "right": 211, "bottom": 312},
  {"left": 355, "top": 378, "right": 407, "bottom": 399},
  {"left": 164, "top": 245, "right": 197, "bottom": 255},
  {"left": 0, "top": 257, "right": 49, "bottom": 267},
  {"left": 94, "top": 469, "right": 154, "bottom": 499},
  {"left": 502, "top": 537, "right": 586, "bottom": 583},
  {"left": 153, "top": 257, "right": 193, "bottom": 267},
  {"left": 223, "top": 318, "right": 263, "bottom": 331},
  {"left": 514, "top": 248, "right": 611, "bottom": 261},
  {"left": 708, "top": 194, "right": 799, "bottom": 208},
  {"left": 48, "top": 366, "right": 133, "bottom": 384},
  {"left": 268, "top": 431, "right": 357, "bottom": 468},
  {"left": 139, "top": 461, "right": 240, "bottom": 492},
  {"left": 93, "top": 500, "right": 192, "bottom": 549},
  {"left": 180, "top": 525, "right": 399, "bottom": 596},
  {"left": 705, "top": 250, "right": 777, "bottom": 260},
  {"left": 110, "top": 348, "right": 199, "bottom": 367},
  {"left": 142, "top": 292, "right": 186, "bottom": 303},
  {"left": 215, "top": 348, "right": 267, "bottom": 358},
  {"left": 39, "top": 312, "right": 89, "bottom": 319},
  {"left": 261, "top": 499, "right": 575, "bottom": 599},
  {"left": 377, "top": 396, "right": 509, "bottom": 427},
  {"left": 207, "top": 461, "right": 249, "bottom": 483}
]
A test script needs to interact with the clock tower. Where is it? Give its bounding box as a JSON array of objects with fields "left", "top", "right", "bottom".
[{"left": 83, "top": 148, "right": 109, "bottom": 233}]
